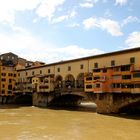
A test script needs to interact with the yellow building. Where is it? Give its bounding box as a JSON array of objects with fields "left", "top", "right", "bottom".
[{"left": 0, "top": 65, "right": 17, "bottom": 96}]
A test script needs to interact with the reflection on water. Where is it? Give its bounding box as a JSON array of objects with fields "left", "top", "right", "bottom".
[{"left": 0, "top": 104, "right": 139, "bottom": 140}]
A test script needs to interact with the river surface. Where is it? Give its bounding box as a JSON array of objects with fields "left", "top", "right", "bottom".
[{"left": 0, "top": 104, "right": 139, "bottom": 140}]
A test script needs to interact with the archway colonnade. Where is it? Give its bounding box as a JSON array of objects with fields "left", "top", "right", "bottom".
[{"left": 55, "top": 73, "right": 84, "bottom": 89}]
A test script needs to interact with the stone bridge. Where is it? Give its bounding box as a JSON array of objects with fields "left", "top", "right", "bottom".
[
  {"left": 9, "top": 85, "right": 140, "bottom": 114},
  {"left": 32, "top": 88, "right": 140, "bottom": 113},
  {"left": 32, "top": 88, "right": 85, "bottom": 107}
]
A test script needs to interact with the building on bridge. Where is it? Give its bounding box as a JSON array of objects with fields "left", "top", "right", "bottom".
[{"left": 14, "top": 47, "right": 140, "bottom": 95}]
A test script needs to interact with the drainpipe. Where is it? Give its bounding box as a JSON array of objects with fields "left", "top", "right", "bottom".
[{"left": 87, "top": 59, "right": 90, "bottom": 73}]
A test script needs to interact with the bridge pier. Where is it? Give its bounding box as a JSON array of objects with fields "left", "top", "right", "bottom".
[
  {"left": 0, "top": 96, "right": 15, "bottom": 104},
  {"left": 87, "top": 93, "right": 140, "bottom": 113},
  {"left": 32, "top": 92, "right": 60, "bottom": 107}
]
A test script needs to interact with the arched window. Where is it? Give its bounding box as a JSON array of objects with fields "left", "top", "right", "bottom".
[
  {"left": 76, "top": 73, "right": 84, "bottom": 88},
  {"left": 55, "top": 75, "right": 63, "bottom": 88},
  {"left": 65, "top": 74, "right": 75, "bottom": 88}
]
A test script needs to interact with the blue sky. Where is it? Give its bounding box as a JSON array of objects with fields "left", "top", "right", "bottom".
[{"left": 0, "top": 0, "right": 140, "bottom": 63}]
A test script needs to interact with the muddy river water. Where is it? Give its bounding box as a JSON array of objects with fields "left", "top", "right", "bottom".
[{"left": 0, "top": 104, "right": 139, "bottom": 140}]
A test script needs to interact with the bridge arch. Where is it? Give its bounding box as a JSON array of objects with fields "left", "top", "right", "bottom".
[
  {"left": 55, "top": 75, "right": 63, "bottom": 88},
  {"left": 14, "top": 94, "right": 32, "bottom": 105},
  {"left": 76, "top": 73, "right": 84, "bottom": 88},
  {"left": 65, "top": 74, "right": 75, "bottom": 88}
]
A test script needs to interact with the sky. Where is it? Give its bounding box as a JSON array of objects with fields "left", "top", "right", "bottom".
[{"left": 0, "top": 0, "right": 140, "bottom": 63}]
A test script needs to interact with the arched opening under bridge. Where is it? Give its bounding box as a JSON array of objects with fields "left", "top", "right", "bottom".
[{"left": 14, "top": 93, "right": 32, "bottom": 105}]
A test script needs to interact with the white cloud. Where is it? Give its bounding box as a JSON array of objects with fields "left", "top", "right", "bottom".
[
  {"left": 80, "top": 2, "right": 94, "bottom": 8},
  {"left": 115, "top": 0, "right": 127, "bottom": 6},
  {"left": 51, "top": 9, "right": 77, "bottom": 24},
  {"left": 0, "top": 0, "right": 66, "bottom": 24},
  {"left": 83, "top": 17, "right": 123, "bottom": 36},
  {"left": 51, "top": 15, "right": 68, "bottom": 24},
  {"left": 0, "top": 28, "right": 104, "bottom": 63},
  {"left": 67, "top": 23, "right": 80, "bottom": 28},
  {"left": 36, "top": 0, "right": 65, "bottom": 21},
  {"left": 125, "top": 32, "right": 140, "bottom": 48},
  {"left": 52, "top": 45, "right": 104, "bottom": 61},
  {"left": 83, "top": 17, "right": 99, "bottom": 29},
  {"left": 99, "top": 18, "right": 123, "bottom": 36},
  {"left": 69, "top": 10, "right": 77, "bottom": 18},
  {"left": 121, "top": 16, "right": 140, "bottom": 26},
  {"left": 80, "top": 0, "right": 99, "bottom": 8},
  {"left": 0, "top": 0, "right": 40, "bottom": 24}
]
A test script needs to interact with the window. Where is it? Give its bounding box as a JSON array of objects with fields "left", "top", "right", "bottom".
[
  {"left": 2, "top": 73, "right": 6, "bottom": 76},
  {"left": 116, "top": 83, "right": 121, "bottom": 88},
  {"left": 133, "top": 73, "right": 140, "bottom": 78},
  {"left": 94, "top": 62, "right": 98, "bottom": 68},
  {"left": 121, "top": 84, "right": 132, "bottom": 88},
  {"left": 8, "top": 73, "right": 13, "bottom": 76},
  {"left": 2, "top": 78, "right": 6, "bottom": 82},
  {"left": 8, "top": 85, "right": 12, "bottom": 90},
  {"left": 113, "top": 67, "right": 120, "bottom": 72},
  {"left": 94, "top": 76, "right": 100, "bottom": 80},
  {"left": 103, "top": 69, "right": 107, "bottom": 73},
  {"left": 111, "top": 60, "right": 115, "bottom": 66},
  {"left": 130, "top": 57, "right": 135, "bottom": 64},
  {"left": 112, "top": 83, "right": 121, "bottom": 88},
  {"left": 80, "top": 64, "right": 84, "bottom": 69},
  {"left": 93, "top": 69, "right": 101, "bottom": 72},
  {"left": 57, "top": 68, "right": 60, "bottom": 72},
  {"left": 40, "top": 70, "right": 42, "bottom": 74},
  {"left": 122, "top": 75, "right": 131, "bottom": 79},
  {"left": 96, "top": 84, "right": 100, "bottom": 88},
  {"left": 2, "top": 84, "right": 5, "bottom": 88},
  {"left": 9, "top": 79, "right": 12, "bottom": 83},
  {"left": 18, "top": 73, "right": 20, "bottom": 77},
  {"left": 2, "top": 90, "right": 5, "bottom": 94},
  {"left": 134, "top": 84, "right": 140, "bottom": 88},
  {"left": 26, "top": 72, "right": 28, "bottom": 76},
  {"left": 86, "top": 85, "right": 92, "bottom": 89},
  {"left": 121, "top": 65, "right": 130, "bottom": 71},
  {"left": 48, "top": 69, "right": 50, "bottom": 73},
  {"left": 86, "top": 76, "right": 92, "bottom": 81},
  {"left": 32, "top": 71, "right": 35, "bottom": 75},
  {"left": 68, "top": 66, "right": 71, "bottom": 71},
  {"left": 8, "top": 91, "right": 12, "bottom": 94}
]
